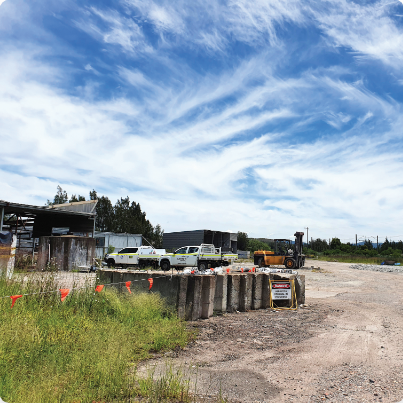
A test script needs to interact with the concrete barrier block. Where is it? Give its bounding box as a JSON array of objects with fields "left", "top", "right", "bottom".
[
  {"left": 214, "top": 274, "right": 227, "bottom": 313},
  {"left": 201, "top": 276, "right": 216, "bottom": 319},
  {"left": 295, "top": 274, "right": 305, "bottom": 305},
  {"left": 227, "top": 274, "right": 240, "bottom": 312},
  {"left": 177, "top": 276, "right": 188, "bottom": 319},
  {"left": 239, "top": 274, "right": 253, "bottom": 311},
  {"left": 185, "top": 276, "right": 203, "bottom": 321},
  {"left": 98, "top": 269, "right": 113, "bottom": 284},
  {"left": 112, "top": 271, "right": 123, "bottom": 293},
  {"left": 252, "top": 273, "right": 264, "bottom": 310},
  {"left": 261, "top": 273, "right": 270, "bottom": 309}
]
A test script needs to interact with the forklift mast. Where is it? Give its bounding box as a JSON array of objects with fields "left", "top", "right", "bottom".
[{"left": 294, "top": 231, "right": 304, "bottom": 255}]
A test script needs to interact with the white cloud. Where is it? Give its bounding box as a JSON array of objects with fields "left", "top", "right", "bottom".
[
  {"left": 2, "top": 47, "right": 403, "bottom": 240},
  {"left": 74, "top": 7, "right": 153, "bottom": 55},
  {"left": 311, "top": 0, "right": 403, "bottom": 68}
]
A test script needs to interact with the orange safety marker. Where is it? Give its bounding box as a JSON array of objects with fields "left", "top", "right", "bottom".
[
  {"left": 95, "top": 285, "right": 104, "bottom": 293},
  {"left": 252, "top": 267, "right": 256, "bottom": 272},
  {"left": 241, "top": 268, "right": 244, "bottom": 273},
  {"left": 191, "top": 270, "right": 195, "bottom": 274},
  {"left": 226, "top": 268, "right": 230, "bottom": 273},
  {"left": 125, "top": 281, "right": 132, "bottom": 294},
  {"left": 210, "top": 268, "right": 214, "bottom": 272},
  {"left": 10, "top": 295, "right": 23, "bottom": 308},
  {"left": 59, "top": 289, "right": 70, "bottom": 302},
  {"left": 148, "top": 278, "right": 153, "bottom": 290}
]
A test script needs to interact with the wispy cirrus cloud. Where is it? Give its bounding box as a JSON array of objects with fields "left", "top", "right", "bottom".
[
  {"left": 2, "top": 0, "right": 403, "bottom": 240},
  {"left": 311, "top": 0, "right": 403, "bottom": 68}
]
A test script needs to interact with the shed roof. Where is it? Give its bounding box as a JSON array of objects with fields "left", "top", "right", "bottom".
[{"left": 0, "top": 200, "right": 96, "bottom": 238}]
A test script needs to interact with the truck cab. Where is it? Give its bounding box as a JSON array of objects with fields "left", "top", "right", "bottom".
[
  {"left": 169, "top": 246, "right": 200, "bottom": 268},
  {"left": 159, "top": 244, "right": 237, "bottom": 271}
]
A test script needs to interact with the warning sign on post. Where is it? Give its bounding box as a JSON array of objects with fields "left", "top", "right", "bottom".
[{"left": 271, "top": 282, "right": 291, "bottom": 300}]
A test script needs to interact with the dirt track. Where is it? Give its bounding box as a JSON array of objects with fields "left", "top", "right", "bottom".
[{"left": 140, "top": 260, "right": 403, "bottom": 402}]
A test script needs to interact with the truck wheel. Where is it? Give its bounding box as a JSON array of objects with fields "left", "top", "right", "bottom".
[
  {"left": 160, "top": 260, "right": 170, "bottom": 271},
  {"left": 107, "top": 259, "right": 115, "bottom": 268},
  {"left": 198, "top": 261, "right": 208, "bottom": 271},
  {"left": 284, "top": 258, "right": 296, "bottom": 270}
]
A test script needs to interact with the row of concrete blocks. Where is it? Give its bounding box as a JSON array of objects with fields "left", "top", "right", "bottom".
[{"left": 98, "top": 270, "right": 305, "bottom": 321}]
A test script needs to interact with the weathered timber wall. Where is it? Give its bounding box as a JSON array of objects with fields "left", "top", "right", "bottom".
[{"left": 37, "top": 236, "right": 95, "bottom": 271}]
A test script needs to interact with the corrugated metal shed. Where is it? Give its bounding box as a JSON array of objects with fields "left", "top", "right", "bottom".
[
  {"left": 94, "top": 232, "right": 142, "bottom": 258},
  {"left": 0, "top": 200, "right": 96, "bottom": 255}
]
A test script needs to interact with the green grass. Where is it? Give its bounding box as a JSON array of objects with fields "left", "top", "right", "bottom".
[{"left": 0, "top": 273, "right": 191, "bottom": 403}]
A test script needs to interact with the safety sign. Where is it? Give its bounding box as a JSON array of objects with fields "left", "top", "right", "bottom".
[{"left": 271, "top": 282, "right": 291, "bottom": 300}]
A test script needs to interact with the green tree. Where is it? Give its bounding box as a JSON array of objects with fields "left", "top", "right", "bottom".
[
  {"left": 247, "top": 239, "right": 271, "bottom": 253},
  {"left": 237, "top": 231, "right": 248, "bottom": 250},
  {"left": 363, "top": 239, "right": 373, "bottom": 250},
  {"left": 69, "top": 194, "right": 86, "bottom": 202},
  {"left": 380, "top": 237, "right": 390, "bottom": 253},
  {"left": 310, "top": 238, "right": 329, "bottom": 252},
  {"left": 330, "top": 237, "right": 342, "bottom": 249},
  {"left": 152, "top": 224, "right": 164, "bottom": 248},
  {"left": 95, "top": 196, "right": 115, "bottom": 232},
  {"left": 47, "top": 185, "right": 68, "bottom": 205}
]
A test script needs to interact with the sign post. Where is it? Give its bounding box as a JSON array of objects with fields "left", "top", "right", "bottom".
[{"left": 269, "top": 279, "right": 297, "bottom": 310}]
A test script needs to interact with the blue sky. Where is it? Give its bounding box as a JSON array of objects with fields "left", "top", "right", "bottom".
[{"left": 1, "top": 0, "right": 403, "bottom": 242}]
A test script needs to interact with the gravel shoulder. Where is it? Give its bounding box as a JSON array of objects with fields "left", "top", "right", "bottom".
[{"left": 139, "top": 260, "right": 403, "bottom": 402}]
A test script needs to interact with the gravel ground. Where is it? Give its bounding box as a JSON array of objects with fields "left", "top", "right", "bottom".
[{"left": 138, "top": 260, "right": 403, "bottom": 403}]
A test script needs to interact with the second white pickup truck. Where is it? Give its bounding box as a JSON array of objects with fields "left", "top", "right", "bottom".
[{"left": 159, "top": 244, "right": 238, "bottom": 271}]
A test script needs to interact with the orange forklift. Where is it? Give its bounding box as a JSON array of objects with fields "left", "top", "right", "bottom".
[{"left": 253, "top": 231, "right": 305, "bottom": 270}]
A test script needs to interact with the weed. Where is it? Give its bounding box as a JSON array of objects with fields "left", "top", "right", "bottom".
[{"left": 0, "top": 273, "right": 190, "bottom": 403}]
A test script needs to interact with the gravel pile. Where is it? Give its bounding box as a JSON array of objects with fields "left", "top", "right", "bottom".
[{"left": 349, "top": 263, "right": 403, "bottom": 273}]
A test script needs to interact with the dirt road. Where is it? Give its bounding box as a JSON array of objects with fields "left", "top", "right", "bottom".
[{"left": 140, "top": 260, "right": 403, "bottom": 402}]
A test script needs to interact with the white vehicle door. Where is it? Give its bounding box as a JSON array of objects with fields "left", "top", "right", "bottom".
[
  {"left": 117, "top": 247, "right": 138, "bottom": 265},
  {"left": 172, "top": 247, "right": 188, "bottom": 267},
  {"left": 187, "top": 247, "right": 199, "bottom": 267},
  {"left": 116, "top": 247, "right": 129, "bottom": 265},
  {"left": 126, "top": 247, "right": 139, "bottom": 265}
]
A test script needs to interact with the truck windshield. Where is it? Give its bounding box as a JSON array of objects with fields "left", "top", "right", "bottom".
[
  {"left": 118, "top": 248, "right": 138, "bottom": 254},
  {"left": 175, "top": 247, "right": 187, "bottom": 254}
]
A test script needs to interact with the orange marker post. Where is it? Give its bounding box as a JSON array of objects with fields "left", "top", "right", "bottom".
[
  {"left": 148, "top": 278, "right": 153, "bottom": 290},
  {"left": 59, "top": 289, "right": 70, "bottom": 302},
  {"left": 10, "top": 295, "right": 23, "bottom": 308},
  {"left": 95, "top": 285, "right": 104, "bottom": 293},
  {"left": 125, "top": 281, "right": 132, "bottom": 294}
]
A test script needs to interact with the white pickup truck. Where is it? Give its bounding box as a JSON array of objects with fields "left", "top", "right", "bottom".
[
  {"left": 159, "top": 244, "right": 238, "bottom": 271},
  {"left": 104, "top": 246, "right": 166, "bottom": 269}
]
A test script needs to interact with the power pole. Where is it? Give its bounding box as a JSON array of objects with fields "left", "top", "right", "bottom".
[
  {"left": 377, "top": 235, "right": 378, "bottom": 250},
  {"left": 356, "top": 234, "right": 357, "bottom": 250},
  {"left": 304, "top": 227, "right": 309, "bottom": 247}
]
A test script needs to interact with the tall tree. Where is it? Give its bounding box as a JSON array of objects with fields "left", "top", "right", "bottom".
[
  {"left": 47, "top": 185, "right": 68, "bottom": 205},
  {"left": 330, "top": 237, "right": 342, "bottom": 249},
  {"left": 95, "top": 196, "right": 115, "bottom": 232},
  {"left": 237, "top": 231, "right": 248, "bottom": 250}
]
